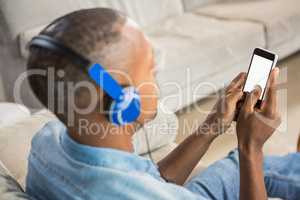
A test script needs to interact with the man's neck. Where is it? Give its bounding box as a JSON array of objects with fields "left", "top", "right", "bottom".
[{"left": 67, "top": 116, "right": 137, "bottom": 153}]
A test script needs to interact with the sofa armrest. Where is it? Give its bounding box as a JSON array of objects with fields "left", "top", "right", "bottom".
[
  {"left": 0, "top": 103, "right": 30, "bottom": 128},
  {"left": 0, "top": 161, "right": 31, "bottom": 200}
]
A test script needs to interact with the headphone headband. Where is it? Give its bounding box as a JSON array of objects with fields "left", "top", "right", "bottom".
[
  {"left": 29, "top": 34, "right": 124, "bottom": 100},
  {"left": 29, "top": 35, "right": 90, "bottom": 67}
]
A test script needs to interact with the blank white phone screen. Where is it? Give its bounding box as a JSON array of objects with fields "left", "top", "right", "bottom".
[{"left": 244, "top": 55, "right": 274, "bottom": 99}]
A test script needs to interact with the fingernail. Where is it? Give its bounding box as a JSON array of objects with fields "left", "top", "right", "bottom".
[{"left": 254, "top": 85, "right": 262, "bottom": 91}]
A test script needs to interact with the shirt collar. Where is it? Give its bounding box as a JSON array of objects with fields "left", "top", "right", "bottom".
[{"left": 58, "top": 122, "right": 160, "bottom": 177}]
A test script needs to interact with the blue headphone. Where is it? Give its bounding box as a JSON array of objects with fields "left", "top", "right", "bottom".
[{"left": 29, "top": 35, "right": 141, "bottom": 126}]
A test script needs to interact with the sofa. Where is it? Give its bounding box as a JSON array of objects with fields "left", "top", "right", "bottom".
[{"left": 0, "top": 0, "right": 300, "bottom": 111}]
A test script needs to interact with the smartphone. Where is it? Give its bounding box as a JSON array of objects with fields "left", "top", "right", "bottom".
[{"left": 243, "top": 48, "right": 278, "bottom": 108}]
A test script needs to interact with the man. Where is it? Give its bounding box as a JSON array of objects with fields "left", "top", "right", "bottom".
[{"left": 26, "top": 8, "right": 300, "bottom": 200}]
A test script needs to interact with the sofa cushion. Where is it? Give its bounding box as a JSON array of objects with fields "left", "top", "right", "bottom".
[
  {"left": 194, "top": 0, "right": 300, "bottom": 57},
  {"left": 19, "top": 25, "right": 45, "bottom": 59},
  {"left": 0, "top": 0, "right": 183, "bottom": 38},
  {"left": 181, "top": 0, "right": 259, "bottom": 12},
  {"left": 182, "top": 0, "right": 222, "bottom": 12},
  {"left": 133, "top": 103, "right": 178, "bottom": 155},
  {"left": 0, "top": 161, "right": 31, "bottom": 200},
  {"left": 145, "top": 13, "right": 265, "bottom": 110}
]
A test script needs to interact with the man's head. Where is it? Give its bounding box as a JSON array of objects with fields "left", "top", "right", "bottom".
[{"left": 28, "top": 8, "right": 158, "bottom": 128}]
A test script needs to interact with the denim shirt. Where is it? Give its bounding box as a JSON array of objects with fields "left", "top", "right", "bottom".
[{"left": 26, "top": 121, "right": 206, "bottom": 200}]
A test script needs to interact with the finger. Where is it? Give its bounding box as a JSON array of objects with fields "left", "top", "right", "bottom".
[
  {"left": 228, "top": 88, "right": 244, "bottom": 103},
  {"left": 262, "top": 68, "right": 279, "bottom": 114},
  {"left": 227, "top": 72, "right": 247, "bottom": 91},
  {"left": 243, "top": 86, "right": 262, "bottom": 112}
]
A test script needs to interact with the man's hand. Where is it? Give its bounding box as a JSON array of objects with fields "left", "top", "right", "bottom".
[
  {"left": 204, "top": 72, "right": 246, "bottom": 135},
  {"left": 158, "top": 72, "right": 247, "bottom": 185},
  {"left": 237, "top": 68, "right": 281, "bottom": 152},
  {"left": 237, "top": 67, "right": 281, "bottom": 200}
]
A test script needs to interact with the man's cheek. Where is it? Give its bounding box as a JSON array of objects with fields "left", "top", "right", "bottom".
[
  {"left": 141, "top": 93, "right": 158, "bottom": 114},
  {"left": 137, "top": 94, "right": 157, "bottom": 123},
  {"left": 136, "top": 80, "right": 159, "bottom": 118}
]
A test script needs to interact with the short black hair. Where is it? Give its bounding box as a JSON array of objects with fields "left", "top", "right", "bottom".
[{"left": 27, "top": 8, "right": 126, "bottom": 124}]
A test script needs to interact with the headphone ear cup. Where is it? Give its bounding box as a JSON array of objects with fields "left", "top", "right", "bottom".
[{"left": 109, "top": 87, "right": 141, "bottom": 125}]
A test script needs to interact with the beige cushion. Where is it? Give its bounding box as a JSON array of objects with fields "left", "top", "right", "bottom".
[
  {"left": 146, "top": 13, "right": 265, "bottom": 110},
  {"left": 133, "top": 103, "right": 178, "bottom": 155},
  {"left": 19, "top": 25, "right": 46, "bottom": 58},
  {"left": 181, "top": 0, "right": 260, "bottom": 12},
  {"left": 182, "top": 0, "right": 222, "bottom": 12},
  {"left": 0, "top": 0, "right": 183, "bottom": 38},
  {"left": 143, "top": 142, "right": 178, "bottom": 162},
  {"left": 194, "top": 0, "right": 300, "bottom": 57},
  {"left": 143, "top": 142, "right": 206, "bottom": 185}
]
